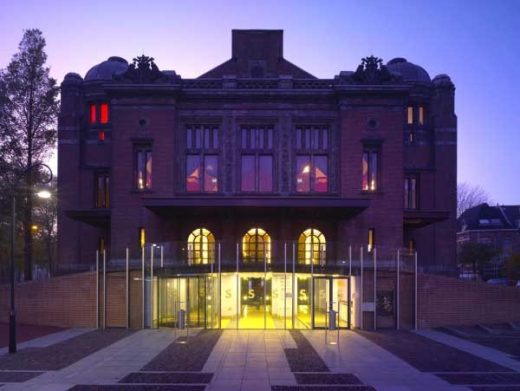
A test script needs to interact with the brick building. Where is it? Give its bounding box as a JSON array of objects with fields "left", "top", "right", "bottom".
[{"left": 57, "top": 30, "right": 457, "bottom": 329}]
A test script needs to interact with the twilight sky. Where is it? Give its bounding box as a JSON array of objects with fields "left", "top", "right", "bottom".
[{"left": 1, "top": 0, "right": 519, "bottom": 204}]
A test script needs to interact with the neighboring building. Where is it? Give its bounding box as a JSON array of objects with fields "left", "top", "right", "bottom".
[
  {"left": 57, "top": 30, "right": 457, "bottom": 329},
  {"left": 458, "top": 203, "right": 520, "bottom": 278}
]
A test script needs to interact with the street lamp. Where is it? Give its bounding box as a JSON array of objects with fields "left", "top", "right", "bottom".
[{"left": 9, "top": 162, "right": 53, "bottom": 354}]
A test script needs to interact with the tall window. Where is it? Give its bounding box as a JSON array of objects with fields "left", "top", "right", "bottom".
[
  {"left": 295, "top": 126, "right": 329, "bottom": 193},
  {"left": 298, "top": 228, "right": 326, "bottom": 265},
  {"left": 242, "top": 228, "right": 271, "bottom": 263},
  {"left": 407, "top": 106, "right": 414, "bottom": 125},
  {"left": 187, "top": 228, "right": 215, "bottom": 265},
  {"left": 362, "top": 147, "right": 379, "bottom": 191},
  {"left": 404, "top": 175, "right": 418, "bottom": 209},
  {"left": 94, "top": 172, "right": 110, "bottom": 208},
  {"left": 135, "top": 145, "right": 152, "bottom": 190},
  {"left": 139, "top": 227, "right": 146, "bottom": 249},
  {"left": 89, "top": 102, "right": 110, "bottom": 124},
  {"left": 186, "top": 125, "right": 219, "bottom": 192},
  {"left": 241, "top": 126, "right": 273, "bottom": 192},
  {"left": 368, "top": 228, "right": 375, "bottom": 253}
]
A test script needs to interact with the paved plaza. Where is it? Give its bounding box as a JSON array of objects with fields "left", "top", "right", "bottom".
[{"left": 0, "top": 325, "right": 520, "bottom": 390}]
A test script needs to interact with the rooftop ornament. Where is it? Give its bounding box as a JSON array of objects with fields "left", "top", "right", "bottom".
[
  {"left": 351, "top": 55, "right": 399, "bottom": 85},
  {"left": 115, "top": 55, "right": 172, "bottom": 83}
]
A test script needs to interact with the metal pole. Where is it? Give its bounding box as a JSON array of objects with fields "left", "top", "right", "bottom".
[
  {"left": 103, "top": 249, "right": 106, "bottom": 329},
  {"left": 9, "top": 195, "right": 16, "bottom": 353},
  {"left": 151, "top": 245, "right": 154, "bottom": 328},
  {"left": 292, "top": 242, "right": 296, "bottom": 329},
  {"left": 396, "top": 249, "right": 400, "bottom": 330},
  {"left": 414, "top": 250, "right": 418, "bottom": 330},
  {"left": 160, "top": 245, "right": 164, "bottom": 268},
  {"left": 96, "top": 250, "right": 99, "bottom": 329},
  {"left": 218, "top": 242, "right": 221, "bottom": 329},
  {"left": 284, "top": 242, "right": 287, "bottom": 330},
  {"left": 126, "top": 248, "right": 130, "bottom": 329},
  {"left": 373, "top": 247, "right": 377, "bottom": 331},
  {"left": 360, "top": 246, "right": 364, "bottom": 330},
  {"left": 264, "top": 242, "right": 267, "bottom": 329},
  {"left": 236, "top": 242, "right": 239, "bottom": 330},
  {"left": 348, "top": 245, "right": 352, "bottom": 277},
  {"left": 142, "top": 246, "right": 145, "bottom": 329}
]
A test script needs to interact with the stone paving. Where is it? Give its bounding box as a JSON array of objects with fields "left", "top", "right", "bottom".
[{"left": 0, "top": 327, "right": 519, "bottom": 390}]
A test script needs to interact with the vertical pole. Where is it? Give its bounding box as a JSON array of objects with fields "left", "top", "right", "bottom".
[
  {"left": 142, "top": 246, "right": 145, "bottom": 329},
  {"left": 96, "top": 250, "right": 99, "bottom": 329},
  {"left": 292, "top": 242, "right": 296, "bottom": 329},
  {"left": 264, "top": 242, "right": 267, "bottom": 329},
  {"left": 218, "top": 242, "right": 221, "bottom": 329},
  {"left": 396, "top": 249, "right": 400, "bottom": 330},
  {"left": 348, "top": 244, "right": 352, "bottom": 330},
  {"left": 348, "top": 245, "right": 352, "bottom": 277},
  {"left": 236, "top": 242, "right": 239, "bottom": 330},
  {"left": 103, "top": 249, "right": 106, "bottom": 329},
  {"left": 160, "top": 245, "right": 164, "bottom": 268},
  {"left": 373, "top": 247, "right": 377, "bottom": 331},
  {"left": 284, "top": 242, "right": 287, "bottom": 330},
  {"left": 151, "top": 245, "right": 154, "bottom": 328},
  {"left": 9, "top": 195, "right": 16, "bottom": 353},
  {"left": 126, "top": 248, "right": 130, "bottom": 329},
  {"left": 414, "top": 250, "right": 418, "bottom": 330},
  {"left": 360, "top": 246, "right": 364, "bottom": 330}
]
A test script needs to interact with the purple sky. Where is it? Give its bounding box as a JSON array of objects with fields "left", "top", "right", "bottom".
[{"left": 1, "top": 0, "right": 519, "bottom": 204}]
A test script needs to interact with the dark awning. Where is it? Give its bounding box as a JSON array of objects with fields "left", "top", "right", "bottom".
[
  {"left": 404, "top": 210, "right": 450, "bottom": 228},
  {"left": 144, "top": 196, "right": 370, "bottom": 218},
  {"left": 65, "top": 209, "right": 111, "bottom": 227}
]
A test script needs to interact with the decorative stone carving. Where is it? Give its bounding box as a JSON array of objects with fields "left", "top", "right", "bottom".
[
  {"left": 348, "top": 56, "right": 400, "bottom": 85},
  {"left": 115, "top": 55, "right": 173, "bottom": 83}
]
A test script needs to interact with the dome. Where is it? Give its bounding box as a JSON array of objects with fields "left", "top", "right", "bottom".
[
  {"left": 386, "top": 58, "right": 431, "bottom": 84},
  {"left": 433, "top": 74, "right": 454, "bottom": 87},
  {"left": 62, "top": 72, "right": 83, "bottom": 85},
  {"left": 85, "top": 56, "right": 128, "bottom": 81}
]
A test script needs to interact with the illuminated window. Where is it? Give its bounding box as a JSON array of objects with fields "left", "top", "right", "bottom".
[
  {"left": 295, "top": 126, "right": 329, "bottom": 193},
  {"left": 408, "top": 239, "right": 415, "bottom": 253},
  {"left": 296, "top": 155, "right": 328, "bottom": 193},
  {"left": 362, "top": 148, "right": 379, "bottom": 191},
  {"left": 100, "top": 103, "right": 109, "bottom": 123},
  {"left": 404, "top": 175, "right": 418, "bottom": 209},
  {"left": 94, "top": 172, "right": 110, "bottom": 208},
  {"left": 187, "top": 228, "right": 215, "bottom": 265},
  {"left": 418, "top": 106, "right": 425, "bottom": 126},
  {"left": 139, "top": 227, "right": 146, "bottom": 249},
  {"left": 242, "top": 228, "right": 271, "bottom": 263},
  {"left": 89, "top": 102, "right": 109, "bottom": 124},
  {"left": 407, "top": 106, "right": 413, "bottom": 125},
  {"left": 368, "top": 228, "right": 375, "bottom": 253},
  {"left": 98, "top": 130, "right": 105, "bottom": 142},
  {"left": 98, "top": 238, "right": 106, "bottom": 253},
  {"left": 298, "top": 228, "right": 326, "bottom": 265},
  {"left": 186, "top": 125, "right": 219, "bottom": 192},
  {"left": 89, "top": 104, "right": 97, "bottom": 124},
  {"left": 135, "top": 146, "right": 152, "bottom": 190}
]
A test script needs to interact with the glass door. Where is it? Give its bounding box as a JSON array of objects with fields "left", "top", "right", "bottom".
[{"left": 312, "top": 277, "right": 329, "bottom": 328}]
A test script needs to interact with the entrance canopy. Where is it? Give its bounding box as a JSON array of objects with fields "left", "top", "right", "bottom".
[{"left": 144, "top": 196, "right": 370, "bottom": 218}]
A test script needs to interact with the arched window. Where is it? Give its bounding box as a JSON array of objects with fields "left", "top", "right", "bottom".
[
  {"left": 187, "top": 228, "right": 215, "bottom": 265},
  {"left": 298, "top": 228, "right": 326, "bottom": 265},
  {"left": 242, "top": 228, "right": 271, "bottom": 263}
]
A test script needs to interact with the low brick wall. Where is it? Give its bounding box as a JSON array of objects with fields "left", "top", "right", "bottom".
[
  {"left": 418, "top": 274, "right": 520, "bottom": 328},
  {"left": 0, "top": 272, "right": 96, "bottom": 328}
]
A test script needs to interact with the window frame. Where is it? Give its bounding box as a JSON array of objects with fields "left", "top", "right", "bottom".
[
  {"left": 240, "top": 126, "right": 275, "bottom": 193},
  {"left": 294, "top": 125, "right": 330, "bottom": 194},
  {"left": 404, "top": 174, "right": 419, "bottom": 210},
  {"left": 362, "top": 145, "right": 381, "bottom": 192},
  {"left": 134, "top": 144, "right": 153, "bottom": 191},
  {"left": 185, "top": 125, "right": 220, "bottom": 193},
  {"left": 94, "top": 171, "right": 110, "bottom": 208}
]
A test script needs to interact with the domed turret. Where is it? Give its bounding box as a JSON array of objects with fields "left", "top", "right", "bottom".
[
  {"left": 432, "top": 74, "right": 454, "bottom": 87},
  {"left": 386, "top": 58, "right": 431, "bottom": 84},
  {"left": 62, "top": 72, "right": 83, "bottom": 85},
  {"left": 85, "top": 56, "right": 128, "bottom": 81}
]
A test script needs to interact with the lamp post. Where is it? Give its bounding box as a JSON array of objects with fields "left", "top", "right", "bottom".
[{"left": 9, "top": 163, "right": 53, "bottom": 354}]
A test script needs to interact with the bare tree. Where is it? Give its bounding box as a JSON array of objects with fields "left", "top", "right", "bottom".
[{"left": 457, "top": 182, "right": 491, "bottom": 217}]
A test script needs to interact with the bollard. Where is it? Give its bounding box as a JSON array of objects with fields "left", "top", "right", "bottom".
[{"left": 325, "top": 309, "right": 339, "bottom": 346}]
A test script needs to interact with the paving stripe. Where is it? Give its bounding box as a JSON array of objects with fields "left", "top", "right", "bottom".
[
  {"left": 272, "top": 386, "right": 376, "bottom": 390},
  {"left": 0, "top": 372, "right": 44, "bottom": 383},
  {"left": 284, "top": 330, "right": 328, "bottom": 372},
  {"left": 436, "top": 372, "right": 520, "bottom": 385},
  {"left": 119, "top": 372, "right": 213, "bottom": 384},
  {"left": 294, "top": 373, "right": 364, "bottom": 385},
  {"left": 69, "top": 385, "right": 206, "bottom": 391}
]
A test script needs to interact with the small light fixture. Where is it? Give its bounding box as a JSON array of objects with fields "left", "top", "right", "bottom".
[
  {"left": 31, "top": 225, "right": 38, "bottom": 231},
  {"left": 36, "top": 190, "right": 52, "bottom": 199}
]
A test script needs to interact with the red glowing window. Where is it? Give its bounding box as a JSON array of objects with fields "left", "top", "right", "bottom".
[
  {"left": 98, "top": 130, "right": 105, "bottom": 142},
  {"left": 100, "top": 103, "right": 109, "bottom": 123},
  {"left": 89, "top": 104, "right": 97, "bottom": 124}
]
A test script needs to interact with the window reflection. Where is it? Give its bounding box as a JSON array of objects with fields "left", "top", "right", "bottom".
[
  {"left": 135, "top": 146, "right": 152, "bottom": 190},
  {"left": 186, "top": 155, "right": 218, "bottom": 192},
  {"left": 362, "top": 149, "right": 378, "bottom": 191},
  {"left": 296, "top": 156, "right": 327, "bottom": 193}
]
